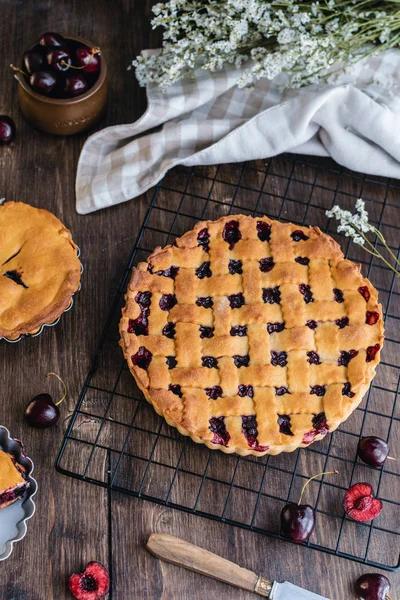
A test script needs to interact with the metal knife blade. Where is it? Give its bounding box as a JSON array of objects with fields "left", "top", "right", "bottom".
[{"left": 270, "top": 581, "right": 330, "bottom": 600}]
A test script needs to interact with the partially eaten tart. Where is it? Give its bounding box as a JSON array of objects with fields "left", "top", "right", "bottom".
[
  {"left": 0, "top": 201, "right": 81, "bottom": 340},
  {"left": 0, "top": 449, "right": 29, "bottom": 509},
  {"left": 119, "top": 214, "right": 384, "bottom": 456}
]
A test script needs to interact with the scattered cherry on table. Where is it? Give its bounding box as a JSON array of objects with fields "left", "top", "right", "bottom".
[
  {"left": 0, "top": 115, "right": 16, "bottom": 144},
  {"left": 280, "top": 470, "right": 338, "bottom": 543},
  {"left": 355, "top": 573, "right": 392, "bottom": 600},
  {"left": 24, "top": 372, "right": 67, "bottom": 428},
  {"left": 69, "top": 561, "right": 110, "bottom": 600},
  {"left": 357, "top": 436, "right": 398, "bottom": 468}
]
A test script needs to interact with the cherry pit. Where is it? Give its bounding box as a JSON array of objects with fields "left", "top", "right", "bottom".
[{"left": 11, "top": 31, "right": 101, "bottom": 99}]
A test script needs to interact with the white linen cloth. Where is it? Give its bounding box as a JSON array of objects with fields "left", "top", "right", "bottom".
[{"left": 76, "top": 49, "right": 400, "bottom": 214}]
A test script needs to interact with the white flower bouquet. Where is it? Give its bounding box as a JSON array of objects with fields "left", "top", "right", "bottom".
[{"left": 133, "top": 0, "right": 400, "bottom": 89}]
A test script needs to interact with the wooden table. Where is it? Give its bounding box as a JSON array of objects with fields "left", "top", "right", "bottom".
[{"left": 1, "top": 1, "right": 399, "bottom": 598}]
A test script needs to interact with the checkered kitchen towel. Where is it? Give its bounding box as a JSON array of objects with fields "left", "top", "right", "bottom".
[{"left": 76, "top": 49, "right": 400, "bottom": 214}]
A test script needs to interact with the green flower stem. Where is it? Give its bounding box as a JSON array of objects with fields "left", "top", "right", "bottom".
[{"left": 349, "top": 223, "right": 400, "bottom": 276}]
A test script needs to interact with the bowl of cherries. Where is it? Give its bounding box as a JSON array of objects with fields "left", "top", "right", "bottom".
[{"left": 12, "top": 32, "right": 107, "bottom": 135}]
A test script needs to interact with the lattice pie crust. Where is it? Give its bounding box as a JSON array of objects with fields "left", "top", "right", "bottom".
[{"left": 119, "top": 215, "right": 384, "bottom": 456}]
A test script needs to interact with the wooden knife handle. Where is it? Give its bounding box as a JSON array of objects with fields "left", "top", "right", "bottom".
[{"left": 146, "top": 533, "right": 272, "bottom": 596}]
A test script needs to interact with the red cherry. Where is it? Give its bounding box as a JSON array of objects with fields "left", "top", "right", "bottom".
[
  {"left": 47, "top": 48, "right": 71, "bottom": 72},
  {"left": 75, "top": 46, "right": 101, "bottom": 73},
  {"left": 29, "top": 71, "right": 57, "bottom": 95},
  {"left": 355, "top": 573, "right": 391, "bottom": 600},
  {"left": 23, "top": 46, "right": 46, "bottom": 73},
  {"left": 24, "top": 373, "right": 66, "bottom": 429},
  {"left": 39, "top": 32, "right": 66, "bottom": 48},
  {"left": 357, "top": 437, "right": 390, "bottom": 468},
  {"left": 0, "top": 116, "right": 16, "bottom": 144},
  {"left": 69, "top": 561, "right": 109, "bottom": 600},
  {"left": 64, "top": 74, "right": 88, "bottom": 97},
  {"left": 280, "top": 470, "right": 338, "bottom": 543}
]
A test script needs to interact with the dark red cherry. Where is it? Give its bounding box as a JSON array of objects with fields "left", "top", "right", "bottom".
[
  {"left": 23, "top": 46, "right": 46, "bottom": 73},
  {"left": 47, "top": 48, "right": 71, "bottom": 72},
  {"left": 357, "top": 437, "right": 390, "bottom": 468},
  {"left": 39, "top": 32, "right": 66, "bottom": 48},
  {"left": 355, "top": 573, "right": 391, "bottom": 600},
  {"left": 281, "top": 503, "right": 315, "bottom": 543},
  {"left": 24, "top": 393, "right": 60, "bottom": 428},
  {"left": 29, "top": 71, "right": 57, "bottom": 95},
  {"left": 281, "top": 470, "right": 337, "bottom": 543},
  {"left": 64, "top": 74, "right": 88, "bottom": 97},
  {"left": 0, "top": 116, "right": 16, "bottom": 145},
  {"left": 75, "top": 46, "right": 101, "bottom": 73}
]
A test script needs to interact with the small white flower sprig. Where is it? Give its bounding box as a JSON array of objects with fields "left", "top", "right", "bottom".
[{"left": 326, "top": 199, "right": 400, "bottom": 276}]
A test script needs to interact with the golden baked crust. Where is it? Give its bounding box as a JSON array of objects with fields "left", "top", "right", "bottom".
[
  {"left": 119, "top": 215, "right": 384, "bottom": 456},
  {"left": 0, "top": 201, "right": 81, "bottom": 340}
]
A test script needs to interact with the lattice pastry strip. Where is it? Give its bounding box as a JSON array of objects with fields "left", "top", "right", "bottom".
[{"left": 120, "top": 214, "right": 384, "bottom": 456}]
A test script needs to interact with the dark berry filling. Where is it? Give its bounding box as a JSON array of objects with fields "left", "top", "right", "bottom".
[
  {"left": 209, "top": 416, "right": 230, "bottom": 446},
  {"left": 291, "top": 230, "right": 309, "bottom": 242},
  {"left": 197, "top": 227, "right": 210, "bottom": 252},
  {"left": 196, "top": 296, "right": 213, "bottom": 308},
  {"left": 278, "top": 414, "right": 294, "bottom": 436},
  {"left": 366, "top": 311, "right": 379, "bottom": 325},
  {"left": 3, "top": 270, "right": 28, "bottom": 288},
  {"left": 302, "top": 412, "right": 329, "bottom": 444},
  {"left": 238, "top": 384, "right": 254, "bottom": 397},
  {"left": 195, "top": 261, "right": 212, "bottom": 279},
  {"left": 162, "top": 322, "right": 176, "bottom": 339},
  {"left": 336, "top": 316, "right": 349, "bottom": 329},
  {"left": 147, "top": 264, "right": 153, "bottom": 273},
  {"left": 307, "top": 351, "right": 321, "bottom": 365},
  {"left": 259, "top": 257, "right": 275, "bottom": 272},
  {"left": 228, "top": 293, "right": 245, "bottom": 309},
  {"left": 228, "top": 259, "right": 242, "bottom": 274},
  {"left": 166, "top": 356, "right": 177, "bottom": 369},
  {"left": 366, "top": 344, "right": 380, "bottom": 362},
  {"left": 242, "top": 415, "right": 268, "bottom": 452},
  {"left": 159, "top": 294, "right": 177, "bottom": 311},
  {"left": 136, "top": 291, "right": 151, "bottom": 307},
  {"left": 333, "top": 288, "right": 344, "bottom": 303},
  {"left": 271, "top": 351, "right": 287, "bottom": 367},
  {"left": 358, "top": 286, "right": 370, "bottom": 302},
  {"left": 342, "top": 382, "right": 355, "bottom": 398},
  {"left": 205, "top": 386, "right": 223, "bottom": 399},
  {"left": 222, "top": 220, "right": 242, "bottom": 249},
  {"left": 168, "top": 384, "right": 182, "bottom": 397},
  {"left": 0, "top": 483, "right": 28, "bottom": 506},
  {"left": 310, "top": 385, "right": 326, "bottom": 396},
  {"left": 338, "top": 349, "right": 358, "bottom": 367},
  {"left": 230, "top": 325, "right": 247, "bottom": 336},
  {"left": 131, "top": 346, "right": 152, "bottom": 369},
  {"left": 128, "top": 291, "right": 152, "bottom": 335},
  {"left": 262, "top": 286, "right": 281, "bottom": 304},
  {"left": 299, "top": 283, "right": 314, "bottom": 303},
  {"left": 199, "top": 326, "right": 214, "bottom": 338},
  {"left": 306, "top": 319, "right": 318, "bottom": 329},
  {"left": 295, "top": 256, "right": 310, "bottom": 265},
  {"left": 257, "top": 221, "right": 271, "bottom": 242},
  {"left": 267, "top": 322, "right": 285, "bottom": 334},
  {"left": 233, "top": 354, "right": 250, "bottom": 368},
  {"left": 275, "top": 386, "right": 289, "bottom": 396},
  {"left": 202, "top": 356, "right": 218, "bottom": 368},
  {"left": 155, "top": 265, "right": 180, "bottom": 279}
]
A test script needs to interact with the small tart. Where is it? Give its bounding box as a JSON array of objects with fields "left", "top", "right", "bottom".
[
  {"left": 0, "top": 201, "right": 81, "bottom": 340},
  {"left": 0, "top": 449, "right": 29, "bottom": 510},
  {"left": 119, "top": 214, "right": 384, "bottom": 456}
]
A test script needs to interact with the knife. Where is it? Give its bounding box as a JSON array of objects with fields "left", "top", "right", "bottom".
[{"left": 146, "top": 533, "right": 329, "bottom": 599}]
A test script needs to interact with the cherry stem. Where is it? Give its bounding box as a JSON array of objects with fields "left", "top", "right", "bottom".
[
  {"left": 10, "top": 63, "right": 27, "bottom": 77},
  {"left": 61, "top": 46, "right": 100, "bottom": 69},
  {"left": 46, "top": 372, "right": 67, "bottom": 406},
  {"left": 387, "top": 456, "right": 399, "bottom": 461},
  {"left": 386, "top": 596, "right": 393, "bottom": 600},
  {"left": 298, "top": 470, "right": 339, "bottom": 505}
]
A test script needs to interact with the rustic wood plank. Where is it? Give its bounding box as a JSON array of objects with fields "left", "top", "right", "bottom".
[{"left": 0, "top": 1, "right": 399, "bottom": 599}]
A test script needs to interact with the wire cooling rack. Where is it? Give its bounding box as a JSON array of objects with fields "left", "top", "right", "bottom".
[{"left": 56, "top": 155, "right": 400, "bottom": 571}]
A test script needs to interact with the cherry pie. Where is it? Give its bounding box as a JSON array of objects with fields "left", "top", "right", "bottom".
[
  {"left": 0, "top": 201, "right": 81, "bottom": 340},
  {"left": 119, "top": 215, "right": 384, "bottom": 456},
  {"left": 0, "top": 449, "right": 29, "bottom": 510}
]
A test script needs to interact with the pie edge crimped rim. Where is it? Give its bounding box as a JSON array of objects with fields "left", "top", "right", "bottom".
[{"left": 119, "top": 214, "right": 384, "bottom": 456}]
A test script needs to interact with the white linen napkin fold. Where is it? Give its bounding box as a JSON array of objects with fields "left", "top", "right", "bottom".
[{"left": 76, "top": 49, "right": 400, "bottom": 214}]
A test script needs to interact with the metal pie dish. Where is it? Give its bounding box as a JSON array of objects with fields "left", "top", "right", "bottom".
[
  {"left": 0, "top": 426, "right": 37, "bottom": 560},
  {"left": 1, "top": 246, "right": 83, "bottom": 344}
]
